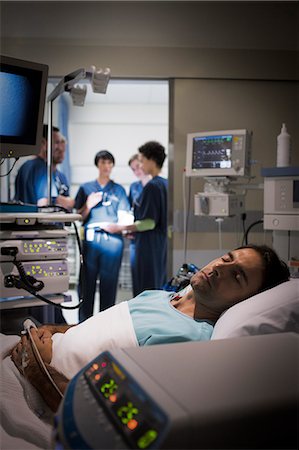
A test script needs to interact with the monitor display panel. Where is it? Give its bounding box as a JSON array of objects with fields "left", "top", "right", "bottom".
[
  {"left": 192, "top": 134, "right": 233, "bottom": 170},
  {"left": 185, "top": 129, "right": 251, "bottom": 177},
  {"left": 0, "top": 55, "right": 48, "bottom": 158}
]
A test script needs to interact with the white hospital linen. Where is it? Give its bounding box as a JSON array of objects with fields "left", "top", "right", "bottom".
[{"left": 51, "top": 301, "right": 138, "bottom": 379}]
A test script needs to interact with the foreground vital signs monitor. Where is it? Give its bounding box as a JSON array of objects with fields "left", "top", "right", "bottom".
[
  {"left": 0, "top": 55, "right": 48, "bottom": 158},
  {"left": 55, "top": 334, "right": 298, "bottom": 449},
  {"left": 185, "top": 129, "right": 251, "bottom": 177}
]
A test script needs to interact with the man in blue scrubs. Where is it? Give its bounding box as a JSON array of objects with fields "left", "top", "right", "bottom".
[
  {"left": 14, "top": 125, "right": 74, "bottom": 210},
  {"left": 13, "top": 125, "right": 73, "bottom": 324},
  {"left": 102, "top": 141, "right": 168, "bottom": 295},
  {"left": 75, "top": 150, "right": 130, "bottom": 321}
]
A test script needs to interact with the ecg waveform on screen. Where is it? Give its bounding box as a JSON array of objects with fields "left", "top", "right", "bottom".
[{"left": 192, "top": 135, "right": 233, "bottom": 169}]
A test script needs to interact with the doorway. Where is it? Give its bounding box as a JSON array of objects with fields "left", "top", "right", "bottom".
[{"left": 49, "top": 78, "right": 170, "bottom": 322}]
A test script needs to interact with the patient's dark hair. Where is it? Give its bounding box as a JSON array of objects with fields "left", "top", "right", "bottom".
[
  {"left": 237, "top": 244, "right": 290, "bottom": 293},
  {"left": 94, "top": 150, "right": 115, "bottom": 167}
]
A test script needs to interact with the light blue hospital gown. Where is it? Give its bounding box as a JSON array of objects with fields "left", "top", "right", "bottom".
[{"left": 128, "top": 290, "right": 213, "bottom": 345}]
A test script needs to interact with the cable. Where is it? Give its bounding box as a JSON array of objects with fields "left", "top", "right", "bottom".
[
  {"left": 25, "top": 326, "right": 64, "bottom": 398},
  {"left": 242, "top": 219, "right": 264, "bottom": 246},
  {"left": 182, "top": 170, "right": 187, "bottom": 263},
  {"left": 2, "top": 203, "right": 85, "bottom": 309},
  {"left": 215, "top": 217, "right": 224, "bottom": 250},
  {"left": 14, "top": 258, "right": 45, "bottom": 292},
  {"left": 182, "top": 170, "right": 191, "bottom": 264},
  {"left": 6, "top": 270, "right": 83, "bottom": 309},
  {"left": 0, "top": 157, "right": 19, "bottom": 176}
]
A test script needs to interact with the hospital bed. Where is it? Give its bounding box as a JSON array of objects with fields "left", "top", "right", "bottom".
[{"left": 1, "top": 278, "right": 298, "bottom": 449}]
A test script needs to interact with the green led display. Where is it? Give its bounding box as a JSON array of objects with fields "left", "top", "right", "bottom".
[
  {"left": 100, "top": 378, "right": 118, "bottom": 398},
  {"left": 137, "top": 430, "right": 158, "bottom": 449},
  {"left": 116, "top": 401, "right": 139, "bottom": 425}
]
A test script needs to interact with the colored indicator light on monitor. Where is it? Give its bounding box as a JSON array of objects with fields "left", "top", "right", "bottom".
[
  {"left": 127, "top": 419, "right": 138, "bottom": 430},
  {"left": 109, "top": 394, "right": 117, "bottom": 403},
  {"left": 94, "top": 374, "right": 101, "bottom": 381},
  {"left": 93, "top": 363, "right": 99, "bottom": 370},
  {"left": 101, "top": 362, "right": 107, "bottom": 368}
]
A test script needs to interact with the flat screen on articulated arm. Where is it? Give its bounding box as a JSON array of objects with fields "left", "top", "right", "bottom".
[
  {"left": 185, "top": 129, "right": 251, "bottom": 177},
  {"left": 0, "top": 55, "right": 48, "bottom": 158}
]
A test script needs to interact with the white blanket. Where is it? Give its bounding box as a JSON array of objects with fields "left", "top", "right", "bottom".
[
  {"left": 0, "top": 334, "right": 52, "bottom": 450},
  {"left": 0, "top": 301, "right": 138, "bottom": 448},
  {"left": 51, "top": 300, "right": 138, "bottom": 379}
]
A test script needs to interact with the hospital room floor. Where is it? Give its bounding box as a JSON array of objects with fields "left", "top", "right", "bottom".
[{"left": 62, "top": 286, "right": 133, "bottom": 324}]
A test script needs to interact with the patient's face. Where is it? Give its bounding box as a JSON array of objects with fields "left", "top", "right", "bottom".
[{"left": 191, "top": 248, "right": 264, "bottom": 314}]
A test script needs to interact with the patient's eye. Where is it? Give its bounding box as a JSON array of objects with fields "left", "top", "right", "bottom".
[{"left": 235, "top": 272, "right": 242, "bottom": 283}]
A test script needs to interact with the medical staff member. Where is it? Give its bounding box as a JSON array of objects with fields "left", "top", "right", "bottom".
[
  {"left": 128, "top": 154, "right": 151, "bottom": 296},
  {"left": 14, "top": 124, "right": 73, "bottom": 325},
  {"left": 75, "top": 150, "right": 130, "bottom": 322},
  {"left": 102, "top": 141, "right": 168, "bottom": 295},
  {"left": 14, "top": 125, "right": 74, "bottom": 210}
]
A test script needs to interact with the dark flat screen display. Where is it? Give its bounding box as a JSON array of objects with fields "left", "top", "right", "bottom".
[{"left": 0, "top": 56, "right": 48, "bottom": 158}]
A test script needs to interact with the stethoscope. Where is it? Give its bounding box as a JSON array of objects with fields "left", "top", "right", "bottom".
[{"left": 101, "top": 192, "right": 112, "bottom": 206}]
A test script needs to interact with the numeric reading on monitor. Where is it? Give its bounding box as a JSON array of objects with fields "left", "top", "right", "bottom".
[{"left": 84, "top": 353, "right": 167, "bottom": 449}]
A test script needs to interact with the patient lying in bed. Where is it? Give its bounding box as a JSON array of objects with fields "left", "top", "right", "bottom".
[{"left": 10, "top": 244, "right": 290, "bottom": 413}]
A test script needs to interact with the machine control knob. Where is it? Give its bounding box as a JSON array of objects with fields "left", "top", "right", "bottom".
[{"left": 233, "top": 159, "right": 241, "bottom": 172}]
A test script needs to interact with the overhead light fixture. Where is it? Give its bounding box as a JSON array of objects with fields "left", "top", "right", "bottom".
[
  {"left": 89, "top": 65, "right": 111, "bottom": 94},
  {"left": 46, "top": 64, "right": 111, "bottom": 203},
  {"left": 70, "top": 84, "right": 87, "bottom": 106},
  {"left": 68, "top": 65, "right": 111, "bottom": 105}
]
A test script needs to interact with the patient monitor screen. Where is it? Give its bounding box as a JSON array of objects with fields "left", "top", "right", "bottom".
[{"left": 192, "top": 134, "right": 233, "bottom": 170}]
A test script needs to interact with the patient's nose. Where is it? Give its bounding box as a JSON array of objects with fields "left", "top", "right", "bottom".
[{"left": 211, "top": 260, "right": 230, "bottom": 277}]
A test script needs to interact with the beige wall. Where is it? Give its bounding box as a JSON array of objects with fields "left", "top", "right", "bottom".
[{"left": 172, "top": 77, "right": 298, "bottom": 255}]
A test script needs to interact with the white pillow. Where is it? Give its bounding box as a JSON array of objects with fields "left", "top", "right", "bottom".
[{"left": 211, "top": 279, "right": 299, "bottom": 339}]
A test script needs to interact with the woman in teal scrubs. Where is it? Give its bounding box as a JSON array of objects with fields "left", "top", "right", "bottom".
[{"left": 75, "top": 151, "right": 130, "bottom": 321}]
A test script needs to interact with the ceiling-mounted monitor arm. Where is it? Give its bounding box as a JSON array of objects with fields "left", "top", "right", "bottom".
[
  {"left": 46, "top": 66, "right": 110, "bottom": 205},
  {"left": 46, "top": 69, "right": 86, "bottom": 205}
]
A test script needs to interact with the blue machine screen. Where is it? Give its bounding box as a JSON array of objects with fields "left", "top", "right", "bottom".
[{"left": 0, "top": 66, "right": 43, "bottom": 144}]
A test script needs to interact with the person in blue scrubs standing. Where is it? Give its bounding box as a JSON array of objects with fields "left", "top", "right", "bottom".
[
  {"left": 75, "top": 150, "right": 130, "bottom": 322},
  {"left": 128, "top": 154, "right": 151, "bottom": 297},
  {"left": 13, "top": 125, "right": 73, "bottom": 325},
  {"left": 102, "top": 141, "right": 168, "bottom": 296},
  {"left": 14, "top": 125, "right": 74, "bottom": 211}
]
